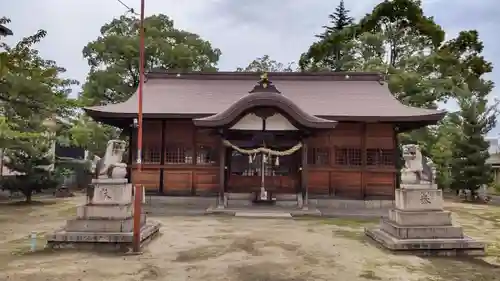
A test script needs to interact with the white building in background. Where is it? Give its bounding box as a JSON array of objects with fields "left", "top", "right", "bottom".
[{"left": 487, "top": 137, "right": 500, "bottom": 155}]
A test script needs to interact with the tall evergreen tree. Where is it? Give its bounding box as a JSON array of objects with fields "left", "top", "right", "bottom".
[
  {"left": 449, "top": 87, "right": 497, "bottom": 198},
  {"left": 316, "top": 0, "right": 354, "bottom": 39}
]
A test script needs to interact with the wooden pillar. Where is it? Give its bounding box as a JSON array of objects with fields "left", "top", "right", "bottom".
[
  {"left": 191, "top": 126, "right": 197, "bottom": 196},
  {"left": 361, "top": 123, "right": 367, "bottom": 199},
  {"left": 394, "top": 125, "right": 400, "bottom": 193},
  {"left": 301, "top": 141, "right": 309, "bottom": 209},
  {"left": 218, "top": 135, "right": 226, "bottom": 207},
  {"left": 158, "top": 120, "right": 166, "bottom": 194},
  {"left": 127, "top": 127, "right": 133, "bottom": 184}
]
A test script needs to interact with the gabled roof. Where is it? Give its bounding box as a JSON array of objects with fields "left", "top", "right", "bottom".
[
  {"left": 0, "top": 25, "right": 13, "bottom": 36},
  {"left": 85, "top": 71, "right": 446, "bottom": 126}
]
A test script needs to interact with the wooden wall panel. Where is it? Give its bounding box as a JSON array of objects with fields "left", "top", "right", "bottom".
[
  {"left": 130, "top": 120, "right": 396, "bottom": 199},
  {"left": 364, "top": 171, "right": 395, "bottom": 198},
  {"left": 163, "top": 171, "right": 192, "bottom": 193},
  {"left": 308, "top": 170, "right": 330, "bottom": 194},
  {"left": 366, "top": 123, "right": 394, "bottom": 149},
  {"left": 303, "top": 122, "right": 396, "bottom": 199},
  {"left": 330, "top": 170, "right": 362, "bottom": 198},
  {"left": 132, "top": 169, "right": 160, "bottom": 191},
  {"left": 165, "top": 120, "right": 194, "bottom": 144},
  {"left": 143, "top": 120, "right": 163, "bottom": 146},
  {"left": 194, "top": 169, "right": 218, "bottom": 194}
]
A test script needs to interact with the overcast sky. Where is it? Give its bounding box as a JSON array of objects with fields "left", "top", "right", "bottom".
[{"left": 4, "top": 0, "right": 500, "bottom": 135}]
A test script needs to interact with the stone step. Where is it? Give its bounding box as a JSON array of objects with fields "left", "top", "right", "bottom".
[
  {"left": 76, "top": 204, "right": 133, "bottom": 220},
  {"left": 388, "top": 209, "right": 452, "bottom": 226},
  {"left": 235, "top": 212, "right": 293, "bottom": 218},
  {"left": 380, "top": 218, "right": 464, "bottom": 239},
  {"left": 65, "top": 214, "right": 146, "bottom": 232},
  {"left": 365, "top": 228, "right": 485, "bottom": 256}
]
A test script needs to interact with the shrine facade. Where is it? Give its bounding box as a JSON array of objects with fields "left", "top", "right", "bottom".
[{"left": 84, "top": 71, "right": 445, "bottom": 201}]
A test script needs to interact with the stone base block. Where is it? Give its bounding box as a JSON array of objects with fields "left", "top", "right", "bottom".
[
  {"left": 400, "top": 183, "right": 437, "bottom": 190},
  {"left": 76, "top": 204, "right": 133, "bottom": 220},
  {"left": 46, "top": 221, "right": 161, "bottom": 252},
  {"left": 65, "top": 214, "right": 146, "bottom": 232},
  {"left": 395, "top": 188, "right": 444, "bottom": 211},
  {"left": 380, "top": 218, "right": 463, "bottom": 239},
  {"left": 388, "top": 209, "right": 452, "bottom": 226},
  {"left": 92, "top": 183, "right": 132, "bottom": 205},
  {"left": 365, "top": 228, "right": 485, "bottom": 256}
]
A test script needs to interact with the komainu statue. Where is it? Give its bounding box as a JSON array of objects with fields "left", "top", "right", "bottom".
[
  {"left": 91, "top": 140, "right": 128, "bottom": 179},
  {"left": 401, "top": 144, "right": 434, "bottom": 185}
]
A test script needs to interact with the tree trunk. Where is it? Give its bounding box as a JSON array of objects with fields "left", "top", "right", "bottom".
[
  {"left": 25, "top": 192, "right": 32, "bottom": 203},
  {"left": 21, "top": 188, "right": 32, "bottom": 203}
]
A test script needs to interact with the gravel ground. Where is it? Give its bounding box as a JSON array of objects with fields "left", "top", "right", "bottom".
[{"left": 0, "top": 196, "right": 500, "bottom": 281}]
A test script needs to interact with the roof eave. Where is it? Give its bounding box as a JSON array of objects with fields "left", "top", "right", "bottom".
[
  {"left": 84, "top": 108, "right": 446, "bottom": 128},
  {"left": 192, "top": 92, "right": 338, "bottom": 130}
]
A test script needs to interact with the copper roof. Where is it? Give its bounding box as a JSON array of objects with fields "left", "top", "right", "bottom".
[{"left": 85, "top": 71, "right": 446, "bottom": 124}]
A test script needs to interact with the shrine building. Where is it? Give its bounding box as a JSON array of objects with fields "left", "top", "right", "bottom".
[{"left": 84, "top": 71, "right": 445, "bottom": 204}]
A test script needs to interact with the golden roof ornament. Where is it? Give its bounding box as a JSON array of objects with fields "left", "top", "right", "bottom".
[
  {"left": 248, "top": 72, "right": 281, "bottom": 94},
  {"left": 260, "top": 72, "right": 269, "bottom": 88}
]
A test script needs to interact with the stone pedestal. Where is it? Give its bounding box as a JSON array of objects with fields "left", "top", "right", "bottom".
[
  {"left": 365, "top": 184, "right": 485, "bottom": 256},
  {"left": 46, "top": 178, "right": 161, "bottom": 252}
]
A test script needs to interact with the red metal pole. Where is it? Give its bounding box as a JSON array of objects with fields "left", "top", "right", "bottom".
[{"left": 132, "top": 0, "right": 145, "bottom": 253}]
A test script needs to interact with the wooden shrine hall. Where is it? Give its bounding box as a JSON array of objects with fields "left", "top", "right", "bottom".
[{"left": 84, "top": 71, "right": 445, "bottom": 203}]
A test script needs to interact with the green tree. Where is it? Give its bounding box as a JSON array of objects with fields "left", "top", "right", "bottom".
[
  {"left": 236, "top": 55, "right": 295, "bottom": 72},
  {"left": 316, "top": 0, "right": 354, "bottom": 39},
  {"left": 300, "top": 0, "right": 449, "bottom": 106},
  {"left": 428, "top": 113, "right": 462, "bottom": 189},
  {"left": 2, "top": 135, "right": 58, "bottom": 203},
  {"left": 0, "top": 21, "right": 77, "bottom": 120},
  {"left": 449, "top": 87, "right": 497, "bottom": 198},
  {"left": 0, "top": 19, "right": 76, "bottom": 202},
  {"left": 60, "top": 115, "right": 121, "bottom": 157},
  {"left": 300, "top": 0, "right": 496, "bottom": 190},
  {"left": 80, "top": 14, "right": 221, "bottom": 106}
]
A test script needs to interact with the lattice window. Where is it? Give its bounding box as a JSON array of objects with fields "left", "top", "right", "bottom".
[
  {"left": 307, "top": 147, "right": 330, "bottom": 165},
  {"left": 196, "top": 145, "right": 217, "bottom": 165},
  {"left": 335, "top": 147, "right": 362, "bottom": 166},
  {"left": 165, "top": 146, "right": 193, "bottom": 164},
  {"left": 367, "top": 148, "right": 394, "bottom": 166},
  {"left": 143, "top": 146, "right": 161, "bottom": 164}
]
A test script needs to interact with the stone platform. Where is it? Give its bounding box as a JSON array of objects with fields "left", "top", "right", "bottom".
[
  {"left": 46, "top": 178, "right": 161, "bottom": 252},
  {"left": 205, "top": 206, "right": 322, "bottom": 217},
  {"left": 365, "top": 185, "right": 485, "bottom": 256}
]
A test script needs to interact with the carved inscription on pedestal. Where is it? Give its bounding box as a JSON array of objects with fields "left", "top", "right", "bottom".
[
  {"left": 420, "top": 191, "right": 431, "bottom": 204},
  {"left": 100, "top": 188, "right": 112, "bottom": 200}
]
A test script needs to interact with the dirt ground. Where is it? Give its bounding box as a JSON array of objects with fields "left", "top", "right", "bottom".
[{"left": 1, "top": 196, "right": 500, "bottom": 281}]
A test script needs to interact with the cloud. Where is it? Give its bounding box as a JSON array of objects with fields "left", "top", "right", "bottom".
[{"left": 3, "top": 0, "right": 500, "bottom": 133}]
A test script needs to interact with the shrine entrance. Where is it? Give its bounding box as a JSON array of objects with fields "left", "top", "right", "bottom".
[
  {"left": 224, "top": 133, "right": 302, "bottom": 200},
  {"left": 192, "top": 73, "right": 338, "bottom": 207}
]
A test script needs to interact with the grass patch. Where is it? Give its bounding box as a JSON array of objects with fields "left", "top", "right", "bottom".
[
  {"left": 56, "top": 205, "right": 78, "bottom": 217},
  {"left": 175, "top": 245, "right": 225, "bottom": 262},
  {"left": 8, "top": 232, "right": 49, "bottom": 256},
  {"left": 0, "top": 200, "right": 57, "bottom": 208},
  {"left": 422, "top": 258, "right": 500, "bottom": 281},
  {"left": 487, "top": 241, "right": 500, "bottom": 258},
  {"left": 175, "top": 237, "right": 262, "bottom": 262},
  {"left": 263, "top": 241, "right": 300, "bottom": 252},
  {"left": 359, "top": 270, "right": 382, "bottom": 280},
  {"left": 333, "top": 229, "right": 365, "bottom": 240},
  {"left": 231, "top": 262, "right": 311, "bottom": 281},
  {"left": 229, "top": 237, "right": 260, "bottom": 255},
  {"left": 298, "top": 217, "right": 378, "bottom": 227}
]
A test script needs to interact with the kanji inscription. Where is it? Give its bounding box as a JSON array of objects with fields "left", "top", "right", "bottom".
[
  {"left": 420, "top": 191, "right": 431, "bottom": 204},
  {"left": 100, "top": 188, "right": 112, "bottom": 200}
]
